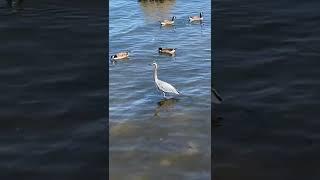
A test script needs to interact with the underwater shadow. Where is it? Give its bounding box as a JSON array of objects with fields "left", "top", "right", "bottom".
[{"left": 154, "top": 97, "right": 179, "bottom": 117}]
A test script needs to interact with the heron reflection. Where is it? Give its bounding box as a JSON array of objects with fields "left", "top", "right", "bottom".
[
  {"left": 212, "top": 88, "right": 223, "bottom": 127},
  {"left": 212, "top": 88, "right": 223, "bottom": 104},
  {"left": 154, "top": 98, "right": 178, "bottom": 117},
  {"left": 6, "top": 0, "right": 23, "bottom": 11},
  {"left": 213, "top": 115, "right": 223, "bottom": 127}
]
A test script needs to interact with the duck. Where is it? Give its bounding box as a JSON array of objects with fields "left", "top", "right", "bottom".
[
  {"left": 110, "top": 51, "right": 129, "bottom": 60},
  {"left": 160, "top": 16, "right": 176, "bottom": 26},
  {"left": 189, "top": 12, "right": 203, "bottom": 22},
  {"left": 158, "top": 48, "right": 176, "bottom": 55}
]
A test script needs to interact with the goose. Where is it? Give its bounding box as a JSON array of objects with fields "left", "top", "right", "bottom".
[
  {"left": 189, "top": 12, "right": 203, "bottom": 22},
  {"left": 160, "top": 16, "right": 176, "bottom": 26},
  {"left": 110, "top": 51, "right": 129, "bottom": 60},
  {"left": 158, "top": 48, "right": 176, "bottom": 55}
]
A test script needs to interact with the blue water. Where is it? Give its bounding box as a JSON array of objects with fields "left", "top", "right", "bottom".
[
  {"left": 213, "top": 0, "right": 320, "bottom": 179},
  {"left": 109, "top": 0, "right": 211, "bottom": 179},
  {"left": 0, "top": 0, "right": 106, "bottom": 179}
]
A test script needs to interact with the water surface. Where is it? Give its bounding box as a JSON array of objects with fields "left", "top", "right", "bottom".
[
  {"left": 213, "top": 0, "right": 320, "bottom": 179},
  {"left": 0, "top": 1, "right": 107, "bottom": 179},
  {"left": 109, "top": 0, "right": 211, "bottom": 179}
]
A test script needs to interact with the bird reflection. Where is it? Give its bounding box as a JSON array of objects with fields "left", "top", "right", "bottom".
[
  {"left": 212, "top": 88, "right": 223, "bottom": 127},
  {"left": 190, "top": 20, "right": 204, "bottom": 25},
  {"left": 154, "top": 98, "right": 178, "bottom": 117},
  {"left": 160, "top": 24, "right": 176, "bottom": 32},
  {"left": 213, "top": 115, "right": 223, "bottom": 127},
  {"left": 6, "top": 0, "right": 23, "bottom": 11},
  {"left": 212, "top": 88, "right": 223, "bottom": 104},
  {"left": 158, "top": 51, "right": 176, "bottom": 58},
  {"left": 138, "top": 0, "right": 176, "bottom": 22},
  {"left": 189, "top": 20, "right": 205, "bottom": 34}
]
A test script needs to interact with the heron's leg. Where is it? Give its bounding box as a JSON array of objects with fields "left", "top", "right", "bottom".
[{"left": 163, "top": 92, "right": 166, "bottom": 98}]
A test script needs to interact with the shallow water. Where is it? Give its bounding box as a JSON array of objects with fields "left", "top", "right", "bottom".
[
  {"left": 109, "top": 0, "right": 211, "bottom": 179},
  {"left": 0, "top": 1, "right": 106, "bottom": 179},
  {"left": 213, "top": 0, "right": 320, "bottom": 179}
]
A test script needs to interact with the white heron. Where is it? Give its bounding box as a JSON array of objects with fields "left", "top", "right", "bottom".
[{"left": 151, "top": 62, "right": 180, "bottom": 98}]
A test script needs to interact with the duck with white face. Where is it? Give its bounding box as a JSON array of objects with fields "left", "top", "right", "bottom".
[
  {"left": 189, "top": 12, "right": 203, "bottom": 22},
  {"left": 160, "top": 16, "right": 176, "bottom": 26}
]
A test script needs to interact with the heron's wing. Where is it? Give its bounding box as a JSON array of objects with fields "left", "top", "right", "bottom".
[{"left": 157, "top": 79, "right": 179, "bottom": 94}]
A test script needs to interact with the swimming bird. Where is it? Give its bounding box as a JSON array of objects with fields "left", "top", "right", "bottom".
[
  {"left": 110, "top": 51, "right": 129, "bottom": 60},
  {"left": 160, "top": 16, "right": 176, "bottom": 26},
  {"left": 158, "top": 48, "right": 176, "bottom": 55},
  {"left": 189, "top": 12, "right": 203, "bottom": 22},
  {"left": 152, "top": 62, "right": 180, "bottom": 98}
]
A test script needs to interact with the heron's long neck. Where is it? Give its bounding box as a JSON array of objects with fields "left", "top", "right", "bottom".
[{"left": 153, "top": 67, "right": 158, "bottom": 81}]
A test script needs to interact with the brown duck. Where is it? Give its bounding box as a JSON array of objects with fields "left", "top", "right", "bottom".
[
  {"left": 160, "top": 16, "right": 176, "bottom": 26},
  {"left": 189, "top": 12, "right": 203, "bottom": 22},
  {"left": 158, "top": 48, "right": 176, "bottom": 55},
  {"left": 110, "top": 51, "right": 129, "bottom": 60}
]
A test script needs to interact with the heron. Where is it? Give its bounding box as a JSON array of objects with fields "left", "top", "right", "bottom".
[{"left": 151, "top": 62, "right": 180, "bottom": 98}]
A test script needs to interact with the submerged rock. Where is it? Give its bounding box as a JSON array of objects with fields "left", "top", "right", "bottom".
[{"left": 110, "top": 122, "right": 139, "bottom": 137}]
